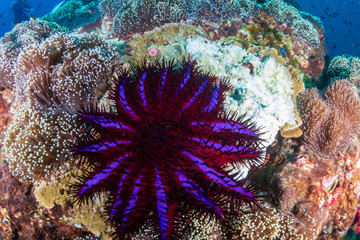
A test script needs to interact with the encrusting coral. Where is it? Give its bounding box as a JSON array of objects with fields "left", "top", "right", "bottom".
[{"left": 299, "top": 80, "right": 360, "bottom": 157}]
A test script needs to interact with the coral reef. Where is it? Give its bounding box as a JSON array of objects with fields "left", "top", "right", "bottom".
[
  {"left": 263, "top": 0, "right": 321, "bottom": 46},
  {"left": 4, "top": 0, "right": 359, "bottom": 239},
  {"left": 257, "top": 134, "right": 360, "bottom": 240},
  {"left": 327, "top": 55, "right": 360, "bottom": 87},
  {"left": 99, "top": 0, "right": 257, "bottom": 36},
  {"left": 0, "top": 20, "right": 65, "bottom": 88},
  {"left": 14, "top": 32, "right": 117, "bottom": 108},
  {"left": 72, "top": 60, "right": 264, "bottom": 239},
  {"left": 299, "top": 80, "right": 360, "bottom": 157},
  {"left": 1, "top": 21, "right": 119, "bottom": 182}
]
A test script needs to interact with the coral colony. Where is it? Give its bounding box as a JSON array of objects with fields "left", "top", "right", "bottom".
[
  {"left": 72, "top": 60, "right": 264, "bottom": 239},
  {"left": 7, "top": 0, "right": 360, "bottom": 239}
]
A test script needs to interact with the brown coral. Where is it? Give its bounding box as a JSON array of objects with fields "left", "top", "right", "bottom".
[
  {"left": 2, "top": 101, "right": 83, "bottom": 181},
  {"left": 0, "top": 21, "right": 65, "bottom": 89},
  {"left": 15, "top": 33, "right": 117, "bottom": 110},
  {"left": 299, "top": 80, "right": 360, "bottom": 157},
  {"left": 1, "top": 31, "right": 119, "bottom": 182}
]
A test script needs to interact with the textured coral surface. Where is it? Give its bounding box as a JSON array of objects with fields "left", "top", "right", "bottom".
[
  {"left": 2, "top": 0, "right": 360, "bottom": 240},
  {"left": 258, "top": 135, "right": 360, "bottom": 240},
  {"left": 0, "top": 163, "right": 94, "bottom": 240}
]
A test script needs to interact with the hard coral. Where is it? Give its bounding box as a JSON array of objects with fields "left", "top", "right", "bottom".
[
  {"left": 72, "top": 60, "right": 264, "bottom": 239},
  {"left": 264, "top": 0, "right": 320, "bottom": 46},
  {"left": 327, "top": 55, "right": 360, "bottom": 87},
  {"left": 100, "top": 0, "right": 256, "bottom": 36},
  {"left": 15, "top": 32, "right": 117, "bottom": 109},
  {"left": 299, "top": 80, "right": 360, "bottom": 157}
]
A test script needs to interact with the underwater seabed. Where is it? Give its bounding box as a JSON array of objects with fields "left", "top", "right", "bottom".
[{"left": 0, "top": 0, "right": 360, "bottom": 239}]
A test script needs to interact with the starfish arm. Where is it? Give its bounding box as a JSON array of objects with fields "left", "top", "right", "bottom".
[
  {"left": 180, "top": 77, "right": 208, "bottom": 114},
  {"left": 81, "top": 113, "right": 135, "bottom": 132},
  {"left": 182, "top": 151, "right": 255, "bottom": 199},
  {"left": 120, "top": 70, "right": 151, "bottom": 118},
  {"left": 155, "top": 169, "right": 177, "bottom": 240},
  {"left": 108, "top": 173, "right": 128, "bottom": 221},
  {"left": 112, "top": 169, "right": 154, "bottom": 237},
  {"left": 190, "top": 120, "right": 260, "bottom": 137},
  {"left": 74, "top": 140, "right": 130, "bottom": 153},
  {"left": 176, "top": 169, "right": 224, "bottom": 218},
  {"left": 203, "top": 87, "right": 220, "bottom": 112},
  {"left": 77, "top": 153, "right": 132, "bottom": 198},
  {"left": 113, "top": 74, "right": 142, "bottom": 120}
]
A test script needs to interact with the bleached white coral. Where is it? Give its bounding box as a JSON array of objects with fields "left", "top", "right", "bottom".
[{"left": 186, "top": 37, "right": 296, "bottom": 144}]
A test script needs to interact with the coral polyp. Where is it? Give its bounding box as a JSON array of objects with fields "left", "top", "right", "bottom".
[{"left": 72, "top": 60, "right": 264, "bottom": 239}]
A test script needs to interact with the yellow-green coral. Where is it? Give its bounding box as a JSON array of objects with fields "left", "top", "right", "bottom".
[
  {"left": 34, "top": 176, "right": 114, "bottom": 240},
  {"left": 124, "top": 23, "right": 205, "bottom": 65},
  {"left": 220, "top": 22, "right": 299, "bottom": 69}
]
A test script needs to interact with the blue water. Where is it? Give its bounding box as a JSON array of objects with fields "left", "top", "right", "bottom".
[
  {"left": 0, "top": 0, "right": 359, "bottom": 59},
  {"left": 299, "top": 0, "right": 360, "bottom": 58},
  {"left": 0, "top": 0, "right": 55, "bottom": 33}
]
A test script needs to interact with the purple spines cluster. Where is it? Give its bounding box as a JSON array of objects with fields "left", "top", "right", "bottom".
[{"left": 72, "top": 60, "right": 264, "bottom": 239}]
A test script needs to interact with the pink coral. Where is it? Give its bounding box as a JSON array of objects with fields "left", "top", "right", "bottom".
[{"left": 148, "top": 48, "right": 159, "bottom": 56}]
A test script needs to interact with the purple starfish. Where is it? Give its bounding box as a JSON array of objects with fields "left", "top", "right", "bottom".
[{"left": 72, "top": 60, "right": 264, "bottom": 239}]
